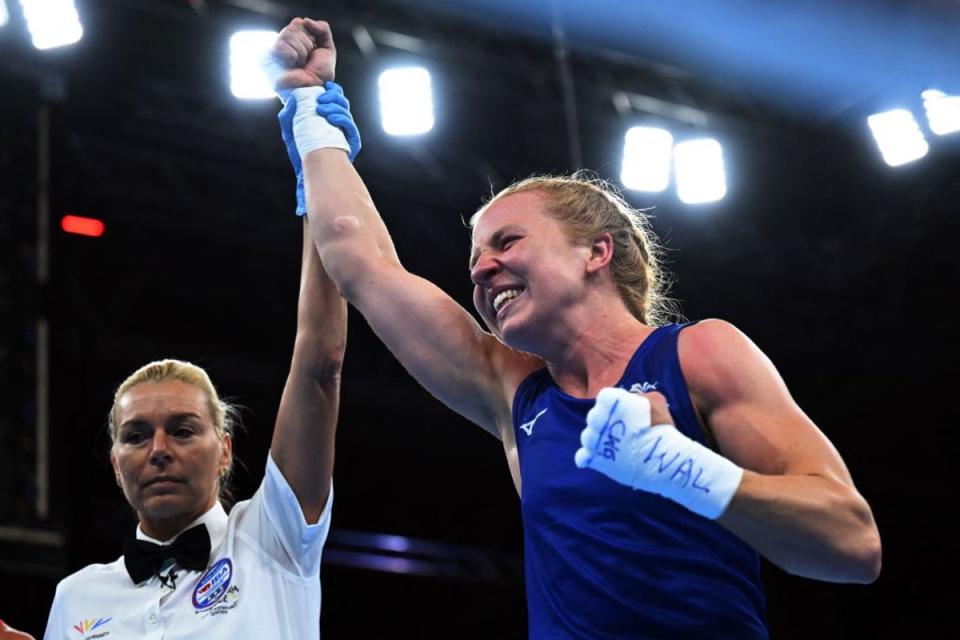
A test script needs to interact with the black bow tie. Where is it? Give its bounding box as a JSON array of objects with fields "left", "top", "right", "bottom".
[{"left": 124, "top": 523, "right": 211, "bottom": 584}]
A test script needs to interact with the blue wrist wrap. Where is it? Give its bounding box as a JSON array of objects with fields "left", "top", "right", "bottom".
[{"left": 277, "top": 81, "right": 362, "bottom": 216}]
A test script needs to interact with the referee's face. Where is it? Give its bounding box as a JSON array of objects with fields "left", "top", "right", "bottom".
[{"left": 110, "top": 380, "right": 232, "bottom": 541}]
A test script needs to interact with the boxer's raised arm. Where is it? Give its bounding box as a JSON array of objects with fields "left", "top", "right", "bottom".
[{"left": 267, "top": 19, "right": 540, "bottom": 446}]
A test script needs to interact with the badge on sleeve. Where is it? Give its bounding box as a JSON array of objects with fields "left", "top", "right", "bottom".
[{"left": 192, "top": 558, "right": 233, "bottom": 611}]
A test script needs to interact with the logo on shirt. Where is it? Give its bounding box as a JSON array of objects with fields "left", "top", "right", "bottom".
[
  {"left": 72, "top": 617, "right": 111, "bottom": 638},
  {"left": 193, "top": 558, "right": 233, "bottom": 611},
  {"left": 519, "top": 408, "right": 548, "bottom": 436},
  {"left": 196, "top": 585, "right": 241, "bottom": 619},
  {"left": 629, "top": 381, "right": 659, "bottom": 394}
]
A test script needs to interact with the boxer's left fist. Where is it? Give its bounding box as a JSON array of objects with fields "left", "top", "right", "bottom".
[{"left": 575, "top": 387, "right": 743, "bottom": 520}]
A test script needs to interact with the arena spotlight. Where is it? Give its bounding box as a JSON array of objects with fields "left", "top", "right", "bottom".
[
  {"left": 867, "top": 109, "right": 929, "bottom": 167},
  {"left": 673, "top": 139, "right": 727, "bottom": 205},
  {"left": 620, "top": 126, "right": 673, "bottom": 193},
  {"left": 19, "top": 0, "right": 83, "bottom": 50},
  {"left": 922, "top": 89, "right": 960, "bottom": 136},
  {"left": 1, "top": 1, "right": 10, "bottom": 28},
  {"left": 229, "top": 30, "right": 279, "bottom": 99},
  {"left": 378, "top": 67, "right": 434, "bottom": 136}
]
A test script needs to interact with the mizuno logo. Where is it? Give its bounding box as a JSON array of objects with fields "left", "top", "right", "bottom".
[
  {"left": 519, "top": 408, "right": 548, "bottom": 436},
  {"left": 629, "top": 381, "right": 659, "bottom": 393}
]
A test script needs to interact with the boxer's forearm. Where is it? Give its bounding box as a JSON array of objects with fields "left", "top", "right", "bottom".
[
  {"left": 577, "top": 388, "right": 881, "bottom": 584},
  {"left": 718, "top": 471, "right": 881, "bottom": 584},
  {"left": 302, "top": 149, "right": 401, "bottom": 298}
]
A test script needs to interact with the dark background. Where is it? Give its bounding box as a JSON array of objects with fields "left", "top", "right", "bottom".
[{"left": 2, "top": 0, "right": 957, "bottom": 637}]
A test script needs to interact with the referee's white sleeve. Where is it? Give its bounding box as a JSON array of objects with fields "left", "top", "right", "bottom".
[{"left": 253, "top": 452, "right": 332, "bottom": 577}]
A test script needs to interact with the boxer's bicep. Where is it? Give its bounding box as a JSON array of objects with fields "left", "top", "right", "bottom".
[{"left": 681, "top": 319, "right": 852, "bottom": 482}]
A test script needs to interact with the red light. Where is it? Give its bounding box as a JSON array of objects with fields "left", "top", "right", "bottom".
[{"left": 61, "top": 215, "right": 105, "bottom": 237}]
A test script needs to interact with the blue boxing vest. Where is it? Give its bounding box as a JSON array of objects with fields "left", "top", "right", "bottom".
[{"left": 513, "top": 323, "right": 767, "bottom": 639}]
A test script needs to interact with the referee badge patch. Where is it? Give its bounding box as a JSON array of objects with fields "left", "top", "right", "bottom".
[{"left": 192, "top": 558, "right": 233, "bottom": 611}]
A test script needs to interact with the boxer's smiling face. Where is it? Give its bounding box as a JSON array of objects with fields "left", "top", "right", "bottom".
[
  {"left": 470, "top": 191, "right": 592, "bottom": 353},
  {"left": 111, "top": 380, "right": 231, "bottom": 541}
]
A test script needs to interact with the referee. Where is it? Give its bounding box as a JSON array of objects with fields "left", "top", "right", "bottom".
[{"left": 43, "top": 219, "right": 346, "bottom": 639}]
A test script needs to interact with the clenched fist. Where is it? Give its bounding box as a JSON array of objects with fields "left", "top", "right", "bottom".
[{"left": 269, "top": 18, "right": 336, "bottom": 92}]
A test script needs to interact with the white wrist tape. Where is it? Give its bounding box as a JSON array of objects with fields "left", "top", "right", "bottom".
[
  {"left": 289, "top": 87, "right": 351, "bottom": 161},
  {"left": 261, "top": 53, "right": 288, "bottom": 93},
  {"left": 574, "top": 387, "right": 743, "bottom": 520}
]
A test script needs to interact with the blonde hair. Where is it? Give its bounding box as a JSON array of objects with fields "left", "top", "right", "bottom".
[
  {"left": 108, "top": 359, "right": 239, "bottom": 506},
  {"left": 471, "top": 171, "right": 680, "bottom": 326}
]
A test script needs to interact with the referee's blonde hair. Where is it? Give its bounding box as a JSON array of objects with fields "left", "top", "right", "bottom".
[
  {"left": 471, "top": 171, "right": 679, "bottom": 326},
  {"left": 108, "top": 359, "right": 239, "bottom": 506}
]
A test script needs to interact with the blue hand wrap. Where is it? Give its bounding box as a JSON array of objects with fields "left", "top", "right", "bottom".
[
  {"left": 317, "top": 82, "right": 362, "bottom": 162},
  {"left": 277, "top": 97, "right": 307, "bottom": 215}
]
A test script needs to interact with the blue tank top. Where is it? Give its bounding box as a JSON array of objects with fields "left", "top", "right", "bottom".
[{"left": 513, "top": 323, "right": 767, "bottom": 639}]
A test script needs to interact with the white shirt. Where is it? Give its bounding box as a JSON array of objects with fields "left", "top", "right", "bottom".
[{"left": 44, "top": 454, "right": 332, "bottom": 640}]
